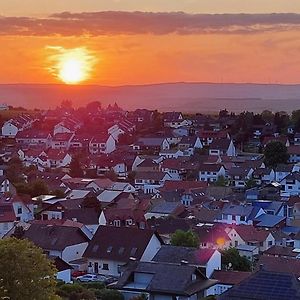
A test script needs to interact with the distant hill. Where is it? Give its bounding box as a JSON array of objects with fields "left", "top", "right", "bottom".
[{"left": 1, "top": 82, "right": 300, "bottom": 113}]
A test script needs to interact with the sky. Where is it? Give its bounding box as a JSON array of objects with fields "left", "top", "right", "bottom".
[{"left": 1, "top": 0, "right": 300, "bottom": 85}]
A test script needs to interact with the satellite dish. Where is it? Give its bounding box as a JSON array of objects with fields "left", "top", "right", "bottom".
[{"left": 228, "top": 262, "right": 232, "bottom": 268}]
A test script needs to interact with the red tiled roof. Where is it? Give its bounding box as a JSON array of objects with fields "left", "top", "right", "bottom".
[
  {"left": 233, "top": 225, "right": 271, "bottom": 242},
  {"left": 257, "top": 256, "right": 300, "bottom": 277},
  {"left": 160, "top": 180, "right": 208, "bottom": 192}
]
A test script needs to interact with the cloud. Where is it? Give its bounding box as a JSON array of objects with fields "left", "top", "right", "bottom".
[{"left": 1, "top": 12, "right": 300, "bottom": 36}]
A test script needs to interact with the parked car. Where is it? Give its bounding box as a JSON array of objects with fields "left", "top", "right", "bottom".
[
  {"left": 72, "top": 270, "right": 87, "bottom": 278},
  {"left": 77, "top": 274, "right": 99, "bottom": 282}
]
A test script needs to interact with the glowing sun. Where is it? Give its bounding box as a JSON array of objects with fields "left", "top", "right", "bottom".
[{"left": 47, "top": 47, "right": 97, "bottom": 84}]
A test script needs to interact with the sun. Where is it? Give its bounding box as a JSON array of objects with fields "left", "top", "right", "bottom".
[
  {"left": 59, "top": 58, "right": 85, "bottom": 84},
  {"left": 47, "top": 46, "right": 97, "bottom": 84}
]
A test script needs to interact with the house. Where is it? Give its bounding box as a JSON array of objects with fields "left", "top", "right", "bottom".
[
  {"left": 226, "top": 225, "right": 275, "bottom": 252},
  {"left": 49, "top": 256, "right": 73, "bottom": 283},
  {"left": 294, "top": 133, "right": 300, "bottom": 145},
  {"left": 262, "top": 135, "right": 290, "bottom": 148},
  {"left": 177, "top": 136, "right": 203, "bottom": 156},
  {"left": 209, "top": 139, "right": 236, "bottom": 157},
  {"left": 226, "top": 167, "right": 254, "bottom": 188},
  {"left": 163, "top": 111, "right": 190, "bottom": 128},
  {"left": 53, "top": 118, "right": 81, "bottom": 135},
  {"left": 256, "top": 255, "right": 300, "bottom": 278},
  {"left": 145, "top": 201, "right": 185, "bottom": 219},
  {"left": 108, "top": 120, "right": 135, "bottom": 141},
  {"left": 274, "top": 164, "right": 294, "bottom": 182},
  {"left": 15, "top": 129, "right": 52, "bottom": 148},
  {"left": 1, "top": 114, "right": 35, "bottom": 138},
  {"left": 147, "top": 217, "right": 191, "bottom": 244},
  {"left": 51, "top": 132, "right": 74, "bottom": 150},
  {"left": 159, "top": 180, "right": 208, "bottom": 206},
  {"left": 218, "top": 268, "right": 300, "bottom": 300},
  {"left": 89, "top": 134, "right": 116, "bottom": 154},
  {"left": 252, "top": 168, "right": 275, "bottom": 185},
  {"left": 263, "top": 245, "right": 300, "bottom": 259},
  {"left": 152, "top": 245, "right": 221, "bottom": 278},
  {"left": 218, "top": 204, "right": 265, "bottom": 226},
  {"left": 47, "top": 149, "right": 72, "bottom": 169},
  {"left": 0, "top": 174, "right": 15, "bottom": 194},
  {"left": 0, "top": 194, "right": 34, "bottom": 238},
  {"left": 99, "top": 207, "right": 147, "bottom": 229},
  {"left": 134, "top": 137, "right": 170, "bottom": 152},
  {"left": 198, "top": 164, "right": 226, "bottom": 183},
  {"left": 24, "top": 223, "right": 90, "bottom": 263},
  {"left": 159, "top": 149, "right": 184, "bottom": 159},
  {"left": 135, "top": 171, "right": 172, "bottom": 194},
  {"left": 198, "top": 129, "right": 230, "bottom": 146},
  {"left": 288, "top": 145, "right": 300, "bottom": 163},
  {"left": 254, "top": 213, "right": 286, "bottom": 229},
  {"left": 207, "top": 270, "right": 251, "bottom": 296},
  {"left": 84, "top": 226, "right": 163, "bottom": 277},
  {"left": 113, "top": 261, "right": 217, "bottom": 300},
  {"left": 280, "top": 172, "right": 300, "bottom": 196}
]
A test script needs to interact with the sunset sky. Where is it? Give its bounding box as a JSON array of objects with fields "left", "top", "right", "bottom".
[{"left": 1, "top": 0, "right": 300, "bottom": 85}]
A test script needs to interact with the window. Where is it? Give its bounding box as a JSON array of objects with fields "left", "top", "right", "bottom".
[
  {"left": 103, "top": 263, "right": 109, "bottom": 270},
  {"left": 113, "top": 220, "right": 121, "bottom": 227},
  {"left": 126, "top": 219, "right": 133, "bottom": 226},
  {"left": 240, "top": 216, "right": 246, "bottom": 221},
  {"left": 268, "top": 240, "right": 273, "bottom": 246},
  {"left": 17, "top": 206, "right": 22, "bottom": 214}
]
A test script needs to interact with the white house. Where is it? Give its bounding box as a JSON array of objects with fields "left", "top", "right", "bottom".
[
  {"left": 24, "top": 223, "right": 90, "bottom": 263},
  {"left": 135, "top": 171, "right": 172, "bottom": 194},
  {"left": 280, "top": 172, "right": 300, "bottom": 196},
  {"left": 209, "top": 139, "right": 236, "bottom": 157},
  {"left": 199, "top": 164, "right": 226, "bottom": 183},
  {"left": 226, "top": 225, "right": 275, "bottom": 252},
  {"left": 84, "top": 226, "right": 163, "bottom": 277},
  {"left": 89, "top": 134, "right": 116, "bottom": 154},
  {"left": 217, "top": 204, "right": 265, "bottom": 226},
  {"left": 2, "top": 114, "right": 35, "bottom": 138}
]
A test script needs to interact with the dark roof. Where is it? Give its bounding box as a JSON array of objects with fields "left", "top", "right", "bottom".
[
  {"left": 114, "top": 261, "right": 215, "bottom": 296},
  {"left": 152, "top": 245, "right": 216, "bottom": 266},
  {"left": 84, "top": 226, "right": 161, "bottom": 262},
  {"left": 264, "top": 245, "right": 299, "bottom": 258},
  {"left": 256, "top": 255, "right": 300, "bottom": 277},
  {"left": 147, "top": 217, "right": 191, "bottom": 235},
  {"left": 210, "top": 138, "right": 231, "bottom": 150},
  {"left": 49, "top": 256, "right": 73, "bottom": 272},
  {"left": 212, "top": 270, "right": 251, "bottom": 285},
  {"left": 63, "top": 208, "right": 100, "bottom": 225},
  {"left": 24, "top": 224, "right": 89, "bottom": 251},
  {"left": 218, "top": 269, "right": 300, "bottom": 300}
]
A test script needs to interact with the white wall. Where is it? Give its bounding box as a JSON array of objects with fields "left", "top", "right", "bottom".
[
  {"left": 62, "top": 242, "right": 88, "bottom": 263},
  {"left": 56, "top": 269, "right": 72, "bottom": 283},
  {"left": 206, "top": 250, "right": 221, "bottom": 278},
  {"left": 140, "top": 234, "right": 162, "bottom": 262}
]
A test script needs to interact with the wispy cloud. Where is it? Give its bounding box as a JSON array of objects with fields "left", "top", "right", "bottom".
[{"left": 1, "top": 12, "right": 300, "bottom": 36}]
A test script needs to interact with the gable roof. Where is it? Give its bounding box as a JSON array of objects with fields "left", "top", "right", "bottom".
[
  {"left": 24, "top": 223, "right": 89, "bottom": 251},
  {"left": 152, "top": 245, "right": 217, "bottom": 266},
  {"left": 209, "top": 138, "right": 231, "bottom": 150},
  {"left": 114, "top": 261, "right": 215, "bottom": 296},
  {"left": 233, "top": 225, "right": 271, "bottom": 242},
  {"left": 84, "top": 226, "right": 161, "bottom": 262}
]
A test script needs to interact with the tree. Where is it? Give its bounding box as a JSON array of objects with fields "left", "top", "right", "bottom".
[
  {"left": 6, "top": 156, "right": 24, "bottom": 183},
  {"left": 221, "top": 247, "right": 251, "bottom": 271},
  {"left": 170, "top": 230, "right": 199, "bottom": 248},
  {"left": 245, "top": 178, "right": 257, "bottom": 189},
  {"left": 69, "top": 155, "right": 84, "bottom": 178},
  {"left": 264, "top": 141, "right": 289, "bottom": 168},
  {"left": 214, "top": 176, "right": 228, "bottom": 187},
  {"left": 0, "top": 238, "right": 58, "bottom": 300},
  {"left": 130, "top": 294, "right": 148, "bottom": 300}
]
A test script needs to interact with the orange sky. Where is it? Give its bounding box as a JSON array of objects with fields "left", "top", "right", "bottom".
[{"left": 1, "top": 5, "right": 300, "bottom": 85}]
